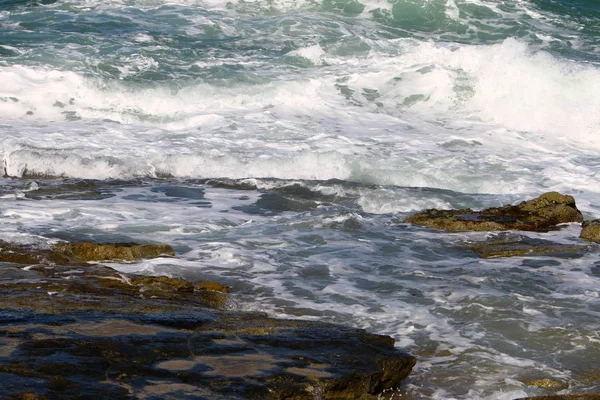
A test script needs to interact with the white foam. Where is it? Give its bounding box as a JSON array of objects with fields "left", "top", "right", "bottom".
[
  {"left": 1, "top": 2, "right": 599, "bottom": 399},
  {"left": 117, "top": 55, "right": 159, "bottom": 78},
  {"left": 341, "top": 38, "right": 600, "bottom": 144},
  {"left": 458, "top": 40, "right": 600, "bottom": 144},
  {"left": 0, "top": 25, "right": 599, "bottom": 201},
  {"left": 0, "top": 179, "right": 596, "bottom": 399},
  {"left": 358, "top": 189, "right": 452, "bottom": 214},
  {"left": 445, "top": 0, "right": 460, "bottom": 20},
  {"left": 132, "top": 33, "right": 155, "bottom": 43},
  {"left": 0, "top": 45, "right": 24, "bottom": 55},
  {"left": 287, "top": 44, "right": 327, "bottom": 65}
]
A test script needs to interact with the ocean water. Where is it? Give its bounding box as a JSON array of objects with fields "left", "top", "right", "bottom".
[{"left": 1, "top": 0, "right": 600, "bottom": 398}]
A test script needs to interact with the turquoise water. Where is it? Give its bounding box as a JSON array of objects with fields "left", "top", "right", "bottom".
[{"left": 1, "top": 0, "right": 600, "bottom": 398}]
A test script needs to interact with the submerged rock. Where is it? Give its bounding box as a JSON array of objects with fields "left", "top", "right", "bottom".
[
  {"left": 0, "top": 243, "right": 416, "bottom": 399},
  {"left": 0, "top": 240, "right": 174, "bottom": 266},
  {"left": 405, "top": 192, "right": 583, "bottom": 232},
  {"left": 24, "top": 180, "right": 112, "bottom": 201},
  {"left": 0, "top": 241, "right": 77, "bottom": 265},
  {"left": 53, "top": 242, "right": 175, "bottom": 262},
  {"left": 194, "top": 280, "right": 230, "bottom": 293},
  {"left": 467, "top": 233, "right": 592, "bottom": 258},
  {"left": 522, "top": 378, "right": 568, "bottom": 389},
  {"left": 580, "top": 220, "right": 600, "bottom": 243},
  {"left": 0, "top": 264, "right": 228, "bottom": 313}
]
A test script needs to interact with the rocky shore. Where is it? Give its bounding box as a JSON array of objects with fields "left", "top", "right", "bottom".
[
  {"left": 404, "top": 192, "right": 584, "bottom": 233},
  {"left": 403, "top": 192, "right": 600, "bottom": 400},
  {"left": 0, "top": 242, "right": 416, "bottom": 399},
  {"left": 2, "top": 191, "right": 600, "bottom": 399},
  {"left": 405, "top": 191, "right": 600, "bottom": 259}
]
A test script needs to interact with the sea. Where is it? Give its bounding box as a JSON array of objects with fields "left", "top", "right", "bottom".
[{"left": 1, "top": 0, "right": 600, "bottom": 398}]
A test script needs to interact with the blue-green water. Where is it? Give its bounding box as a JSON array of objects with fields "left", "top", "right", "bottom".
[{"left": 1, "top": 0, "right": 600, "bottom": 398}]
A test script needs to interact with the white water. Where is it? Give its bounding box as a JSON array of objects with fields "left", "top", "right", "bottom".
[
  {"left": 1, "top": 0, "right": 600, "bottom": 398},
  {"left": 1, "top": 181, "right": 599, "bottom": 399},
  {"left": 1, "top": 38, "right": 600, "bottom": 200}
]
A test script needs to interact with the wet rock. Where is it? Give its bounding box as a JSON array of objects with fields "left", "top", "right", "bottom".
[
  {"left": 0, "top": 241, "right": 78, "bottom": 266},
  {"left": 10, "top": 394, "right": 48, "bottom": 400},
  {"left": 194, "top": 280, "right": 230, "bottom": 293},
  {"left": 206, "top": 178, "right": 258, "bottom": 191},
  {"left": 132, "top": 275, "right": 194, "bottom": 294},
  {"left": 405, "top": 192, "right": 583, "bottom": 232},
  {"left": 194, "top": 290, "right": 229, "bottom": 309},
  {"left": 0, "top": 264, "right": 227, "bottom": 313},
  {"left": 0, "top": 244, "right": 416, "bottom": 399},
  {"left": 53, "top": 242, "right": 175, "bottom": 262},
  {"left": 516, "top": 395, "right": 600, "bottom": 400},
  {"left": 23, "top": 180, "right": 113, "bottom": 201},
  {"left": 574, "top": 367, "right": 600, "bottom": 385},
  {"left": 522, "top": 378, "right": 568, "bottom": 389},
  {"left": 580, "top": 220, "right": 600, "bottom": 243},
  {"left": 467, "top": 233, "right": 592, "bottom": 258}
]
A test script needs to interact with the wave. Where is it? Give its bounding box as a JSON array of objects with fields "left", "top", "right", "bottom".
[
  {"left": 1, "top": 24, "right": 599, "bottom": 194},
  {"left": 3, "top": 0, "right": 595, "bottom": 49},
  {"left": 1, "top": 37, "right": 598, "bottom": 138}
]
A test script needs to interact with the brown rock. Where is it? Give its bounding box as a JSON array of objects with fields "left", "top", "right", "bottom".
[
  {"left": 11, "top": 394, "right": 48, "bottom": 400},
  {"left": 131, "top": 275, "right": 194, "bottom": 294},
  {"left": 0, "top": 241, "right": 78, "bottom": 266},
  {"left": 522, "top": 378, "right": 568, "bottom": 389},
  {"left": 580, "top": 220, "right": 600, "bottom": 243},
  {"left": 404, "top": 192, "right": 583, "bottom": 232},
  {"left": 53, "top": 242, "right": 175, "bottom": 262},
  {"left": 195, "top": 280, "right": 231, "bottom": 293},
  {"left": 575, "top": 367, "right": 600, "bottom": 384},
  {"left": 0, "top": 244, "right": 416, "bottom": 399},
  {"left": 468, "top": 233, "right": 591, "bottom": 258},
  {"left": 195, "top": 290, "right": 228, "bottom": 308}
]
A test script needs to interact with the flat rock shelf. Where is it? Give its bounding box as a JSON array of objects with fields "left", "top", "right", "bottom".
[{"left": 0, "top": 242, "right": 416, "bottom": 400}]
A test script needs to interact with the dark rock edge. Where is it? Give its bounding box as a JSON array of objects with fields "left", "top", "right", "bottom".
[{"left": 0, "top": 242, "right": 416, "bottom": 400}]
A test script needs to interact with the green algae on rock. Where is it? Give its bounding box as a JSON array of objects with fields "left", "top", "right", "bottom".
[
  {"left": 404, "top": 192, "right": 583, "bottom": 232},
  {"left": 53, "top": 242, "right": 175, "bottom": 262}
]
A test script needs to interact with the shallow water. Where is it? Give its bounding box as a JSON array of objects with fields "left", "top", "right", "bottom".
[{"left": 1, "top": 0, "right": 600, "bottom": 398}]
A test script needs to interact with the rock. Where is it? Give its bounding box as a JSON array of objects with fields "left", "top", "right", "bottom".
[
  {"left": 11, "top": 394, "right": 48, "bottom": 400},
  {"left": 580, "top": 220, "right": 600, "bottom": 243},
  {"left": 0, "top": 264, "right": 228, "bottom": 312},
  {"left": 404, "top": 192, "right": 583, "bottom": 232},
  {"left": 131, "top": 275, "right": 194, "bottom": 294},
  {"left": 206, "top": 178, "right": 259, "bottom": 191},
  {"left": 467, "top": 233, "right": 592, "bottom": 258},
  {"left": 0, "top": 244, "right": 416, "bottom": 399},
  {"left": 522, "top": 378, "right": 568, "bottom": 389},
  {"left": 0, "top": 241, "right": 78, "bottom": 265},
  {"left": 53, "top": 242, "right": 175, "bottom": 262},
  {"left": 411, "top": 344, "right": 453, "bottom": 358},
  {"left": 24, "top": 180, "right": 111, "bottom": 201},
  {"left": 194, "top": 290, "right": 229, "bottom": 309},
  {"left": 515, "top": 395, "right": 600, "bottom": 400},
  {"left": 0, "top": 240, "right": 174, "bottom": 265},
  {"left": 574, "top": 367, "right": 600, "bottom": 385},
  {"left": 194, "top": 280, "right": 231, "bottom": 293}
]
